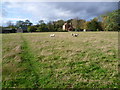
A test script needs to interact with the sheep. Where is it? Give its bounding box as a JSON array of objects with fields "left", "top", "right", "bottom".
[
  {"left": 50, "top": 34, "right": 55, "bottom": 37},
  {"left": 71, "top": 33, "right": 79, "bottom": 37},
  {"left": 83, "top": 29, "right": 86, "bottom": 32}
]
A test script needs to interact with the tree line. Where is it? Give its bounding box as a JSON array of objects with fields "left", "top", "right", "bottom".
[{"left": 2, "top": 9, "right": 120, "bottom": 32}]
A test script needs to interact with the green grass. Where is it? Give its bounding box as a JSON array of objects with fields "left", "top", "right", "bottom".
[{"left": 2, "top": 32, "right": 119, "bottom": 88}]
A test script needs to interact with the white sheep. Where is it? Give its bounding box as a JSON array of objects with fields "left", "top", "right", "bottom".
[
  {"left": 50, "top": 34, "right": 55, "bottom": 37},
  {"left": 83, "top": 29, "right": 86, "bottom": 32},
  {"left": 72, "top": 33, "right": 79, "bottom": 37}
]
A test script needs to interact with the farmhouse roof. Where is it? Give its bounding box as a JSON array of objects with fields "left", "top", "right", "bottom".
[{"left": 2, "top": 28, "right": 13, "bottom": 30}]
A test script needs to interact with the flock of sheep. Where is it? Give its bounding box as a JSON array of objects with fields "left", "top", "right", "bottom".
[{"left": 50, "top": 33, "right": 79, "bottom": 37}]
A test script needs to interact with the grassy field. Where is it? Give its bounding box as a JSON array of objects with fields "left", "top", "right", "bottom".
[{"left": 2, "top": 32, "right": 119, "bottom": 88}]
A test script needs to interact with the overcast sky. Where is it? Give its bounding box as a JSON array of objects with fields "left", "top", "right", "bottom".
[{"left": 1, "top": 1, "right": 118, "bottom": 25}]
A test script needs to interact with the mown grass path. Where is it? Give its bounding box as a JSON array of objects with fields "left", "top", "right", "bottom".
[{"left": 17, "top": 35, "right": 41, "bottom": 88}]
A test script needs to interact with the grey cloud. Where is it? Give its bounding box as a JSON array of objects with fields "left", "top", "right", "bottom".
[
  {"left": 46, "top": 2, "right": 118, "bottom": 20},
  {"left": 2, "top": 2, "right": 118, "bottom": 25}
]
